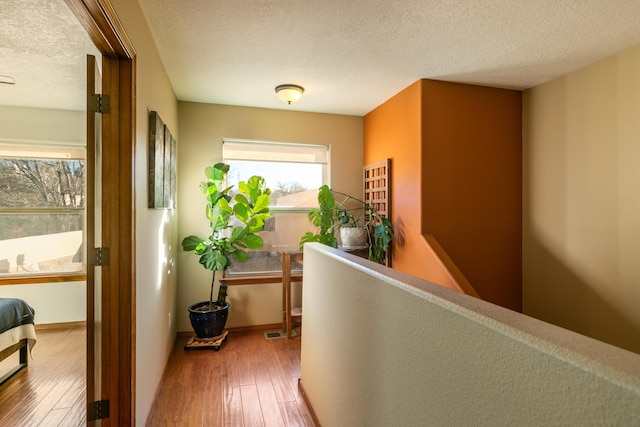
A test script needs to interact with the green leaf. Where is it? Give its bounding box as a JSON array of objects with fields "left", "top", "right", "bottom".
[
  {"left": 199, "top": 250, "right": 228, "bottom": 271},
  {"left": 199, "top": 181, "right": 210, "bottom": 196},
  {"left": 299, "top": 231, "right": 320, "bottom": 249},
  {"left": 308, "top": 209, "right": 321, "bottom": 226},
  {"left": 246, "top": 175, "right": 262, "bottom": 189},
  {"left": 317, "top": 185, "right": 335, "bottom": 210},
  {"left": 206, "top": 163, "right": 229, "bottom": 183},
  {"left": 206, "top": 203, "right": 219, "bottom": 223},
  {"left": 218, "top": 197, "right": 232, "bottom": 213},
  {"left": 319, "top": 233, "right": 338, "bottom": 248},
  {"left": 337, "top": 209, "right": 352, "bottom": 225},
  {"left": 246, "top": 217, "right": 265, "bottom": 233},
  {"left": 233, "top": 203, "right": 249, "bottom": 223},
  {"left": 244, "top": 233, "right": 263, "bottom": 249},
  {"left": 229, "top": 227, "right": 246, "bottom": 243},
  {"left": 204, "top": 182, "right": 219, "bottom": 203},
  {"left": 214, "top": 199, "right": 232, "bottom": 230},
  {"left": 253, "top": 212, "right": 270, "bottom": 222},
  {"left": 234, "top": 193, "right": 249, "bottom": 206},
  {"left": 246, "top": 176, "right": 264, "bottom": 202},
  {"left": 253, "top": 193, "right": 270, "bottom": 213},
  {"left": 232, "top": 249, "right": 249, "bottom": 263},
  {"left": 238, "top": 181, "right": 249, "bottom": 196},
  {"left": 218, "top": 185, "right": 233, "bottom": 203},
  {"left": 182, "top": 235, "right": 204, "bottom": 251}
]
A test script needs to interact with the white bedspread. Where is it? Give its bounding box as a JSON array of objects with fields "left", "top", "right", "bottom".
[{"left": 0, "top": 324, "right": 37, "bottom": 357}]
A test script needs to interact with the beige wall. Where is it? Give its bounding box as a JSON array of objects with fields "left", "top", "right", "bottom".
[
  {"left": 0, "top": 106, "right": 85, "bottom": 143},
  {"left": 523, "top": 44, "right": 640, "bottom": 354},
  {"left": 177, "top": 102, "right": 363, "bottom": 331},
  {"left": 1, "top": 282, "right": 85, "bottom": 324},
  {"left": 301, "top": 243, "right": 640, "bottom": 425},
  {"left": 110, "top": 0, "right": 179, "bottom": 423}
]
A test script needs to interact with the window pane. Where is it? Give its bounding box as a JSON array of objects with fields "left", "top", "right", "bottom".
[
  {"left": 0, "top": 213, "right": 84, "bottom": 275},
  {"left": 227, "top": 160, "right": 322, "bottom": 207},
  {"left": 0, "top": 158, "right": 85, "bottom": 209},
  {"left": 225, "top": 212, "right": 311, "bottom": 276}
]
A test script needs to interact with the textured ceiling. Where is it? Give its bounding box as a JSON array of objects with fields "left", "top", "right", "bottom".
[
  {"left": 138, "top": 0, "right": 640, "bottom": 116},
  {"left": 0, "top": 0, "right": 99, "bottom": 111},
  {"left": 3, "top": 1, "right": 640, "bottom": 116}
]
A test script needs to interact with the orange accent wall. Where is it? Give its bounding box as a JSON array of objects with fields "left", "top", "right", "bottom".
[
  {"left": 364, "top": 79, "right": 522, "bottom": 311},
  {"left": 364, "top": 81, "right": 463, "bottom": 293}
]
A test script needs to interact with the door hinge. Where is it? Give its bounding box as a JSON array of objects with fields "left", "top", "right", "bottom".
[
  {"left": 87, "top": 399, "right": 110, "bottom": 421},
  {"left": 89, "top": 247, "right": 110, "bottom": 267},
  {"left": 88, "top": 93, "right": 111, "bottom": 113}
]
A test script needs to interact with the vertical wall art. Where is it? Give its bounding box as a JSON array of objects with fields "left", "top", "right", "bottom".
[{"left": 149, "top": 111, "right": 177, "bottom": 209}]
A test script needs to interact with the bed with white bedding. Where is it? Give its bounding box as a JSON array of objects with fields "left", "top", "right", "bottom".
[{"left": 0, "top": 298, "right": 36, "bottom": 385}]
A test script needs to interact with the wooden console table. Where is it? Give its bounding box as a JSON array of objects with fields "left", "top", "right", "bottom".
[
  {"left": 282, "top": 250, "right": 303, "bottom": 338},
  {"left": 218, "top": 255, "right": 302, "bottom": 338}
]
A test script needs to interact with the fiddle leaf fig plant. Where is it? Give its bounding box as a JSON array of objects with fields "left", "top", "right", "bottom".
[{"left": 182, "top": 163, "right": 271, "bottom": 308}]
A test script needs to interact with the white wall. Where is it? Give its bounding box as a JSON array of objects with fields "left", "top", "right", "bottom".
[
  {"left": 523, "top": 43, "right": 640, "bottom": 354},
  {"left": 109, "top": 1, "right": 179, "bottom": 424},
  {"left": 301, "top": 243, "right": 640, "bottom": 426}
]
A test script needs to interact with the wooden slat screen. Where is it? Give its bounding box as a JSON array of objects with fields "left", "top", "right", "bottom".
[
  {"left": 364, "top": 159, "right": 390, "bottom": 219},
  {"left": 364, "top": 159, "right": 392, "bottom": 266}
]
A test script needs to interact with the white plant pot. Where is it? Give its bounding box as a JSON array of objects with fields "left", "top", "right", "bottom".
[{"left": 339, "top": 226, "right": 369, "bottom": 249}]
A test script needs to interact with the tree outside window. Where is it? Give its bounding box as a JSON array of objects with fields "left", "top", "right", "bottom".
[{"left": 0, "top": 146, "right": 85, "bottom": 276}]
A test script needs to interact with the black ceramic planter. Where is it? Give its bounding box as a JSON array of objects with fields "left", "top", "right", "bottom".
[{"left": 188, "top": 301, "right": 229, "bottom": 338}]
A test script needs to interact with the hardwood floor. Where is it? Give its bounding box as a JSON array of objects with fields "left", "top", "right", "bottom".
[
  {"left": 147, "top": 330, "right": 315, "bottom": 427},
  {"left": 0, "top": 326, "right": 86, "bottom": 426},
  {"left": 0, "top": 327, "right": 313, "bottom": 426}
]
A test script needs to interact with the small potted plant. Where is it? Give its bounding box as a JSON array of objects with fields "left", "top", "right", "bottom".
[
  {"left": 181, "top": 163, "right": 271, "bottom": 338},
  {"left": 299, "top": 185, "right": 394, "bottom": 264}
]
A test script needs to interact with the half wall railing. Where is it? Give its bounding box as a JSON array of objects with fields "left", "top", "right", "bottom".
[{"left": 299, "top": 243, "right": 640, "bottom": 426}]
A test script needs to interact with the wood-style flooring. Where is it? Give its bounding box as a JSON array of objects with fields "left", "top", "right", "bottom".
[
  {"left": 0, "top": 326, "right": 86, "bottom": 426},
  {"left": 0, "top": 327, "right": 312, "bottom": 426},
  {"left": 147, "top": 330, "right": 315, "bottom": 427}
]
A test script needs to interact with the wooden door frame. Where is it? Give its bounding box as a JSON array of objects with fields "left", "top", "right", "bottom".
[{"left": 64, "top": 0, "right": 136, "bottom": 424}]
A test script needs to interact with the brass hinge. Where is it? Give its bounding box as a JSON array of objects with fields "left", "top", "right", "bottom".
[
  {"left": 88, "top": 247, "right": 110, "bottom": 267},
  {"left": 87, "top": 399, "right": 110, "bottom": 421},
  {"left": 88, "top": 93, "right": 111, "bottom": 113}
]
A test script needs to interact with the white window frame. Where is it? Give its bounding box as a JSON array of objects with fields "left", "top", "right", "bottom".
[
  {"left": 0, "top": 140, "right": 86, "bottom": 278},
  {"left": 222, "top": 138, "right": 330, "bottom": 275}
]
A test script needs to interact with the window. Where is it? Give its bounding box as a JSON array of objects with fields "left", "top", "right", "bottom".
[
  {"left": 223, "top": 139, "right": 329, "bottom": 275},
  {"left": 0, "top": 142, "right": 85, "bottom": 277}
]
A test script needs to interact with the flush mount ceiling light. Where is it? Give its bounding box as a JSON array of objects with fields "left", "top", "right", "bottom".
[{"left": 275, "top": 84, "right": 304, "bottom": 104}]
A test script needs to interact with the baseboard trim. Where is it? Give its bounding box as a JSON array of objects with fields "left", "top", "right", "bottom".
[
  {"left": 35, "top": 321, "right": 86, "bottom": 330},
  {"left": 298, "top": 378, "right": 321, "bottom": 427},
  {"left": 177, "top": 322, "right": 283, "bottom": 338}
]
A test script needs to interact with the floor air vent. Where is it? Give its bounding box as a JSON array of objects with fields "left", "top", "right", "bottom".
[{"left": 264, "top": 330, "right": 297, "bottom": 340}]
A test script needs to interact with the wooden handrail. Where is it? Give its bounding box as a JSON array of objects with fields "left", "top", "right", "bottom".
[{"left": 422, "top": 234, "right": 481, "bottom": 298}]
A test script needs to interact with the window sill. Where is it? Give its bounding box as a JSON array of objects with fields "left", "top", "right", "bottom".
[{"left": 0, "top": 274, "right": 86, "bottom": 286}]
